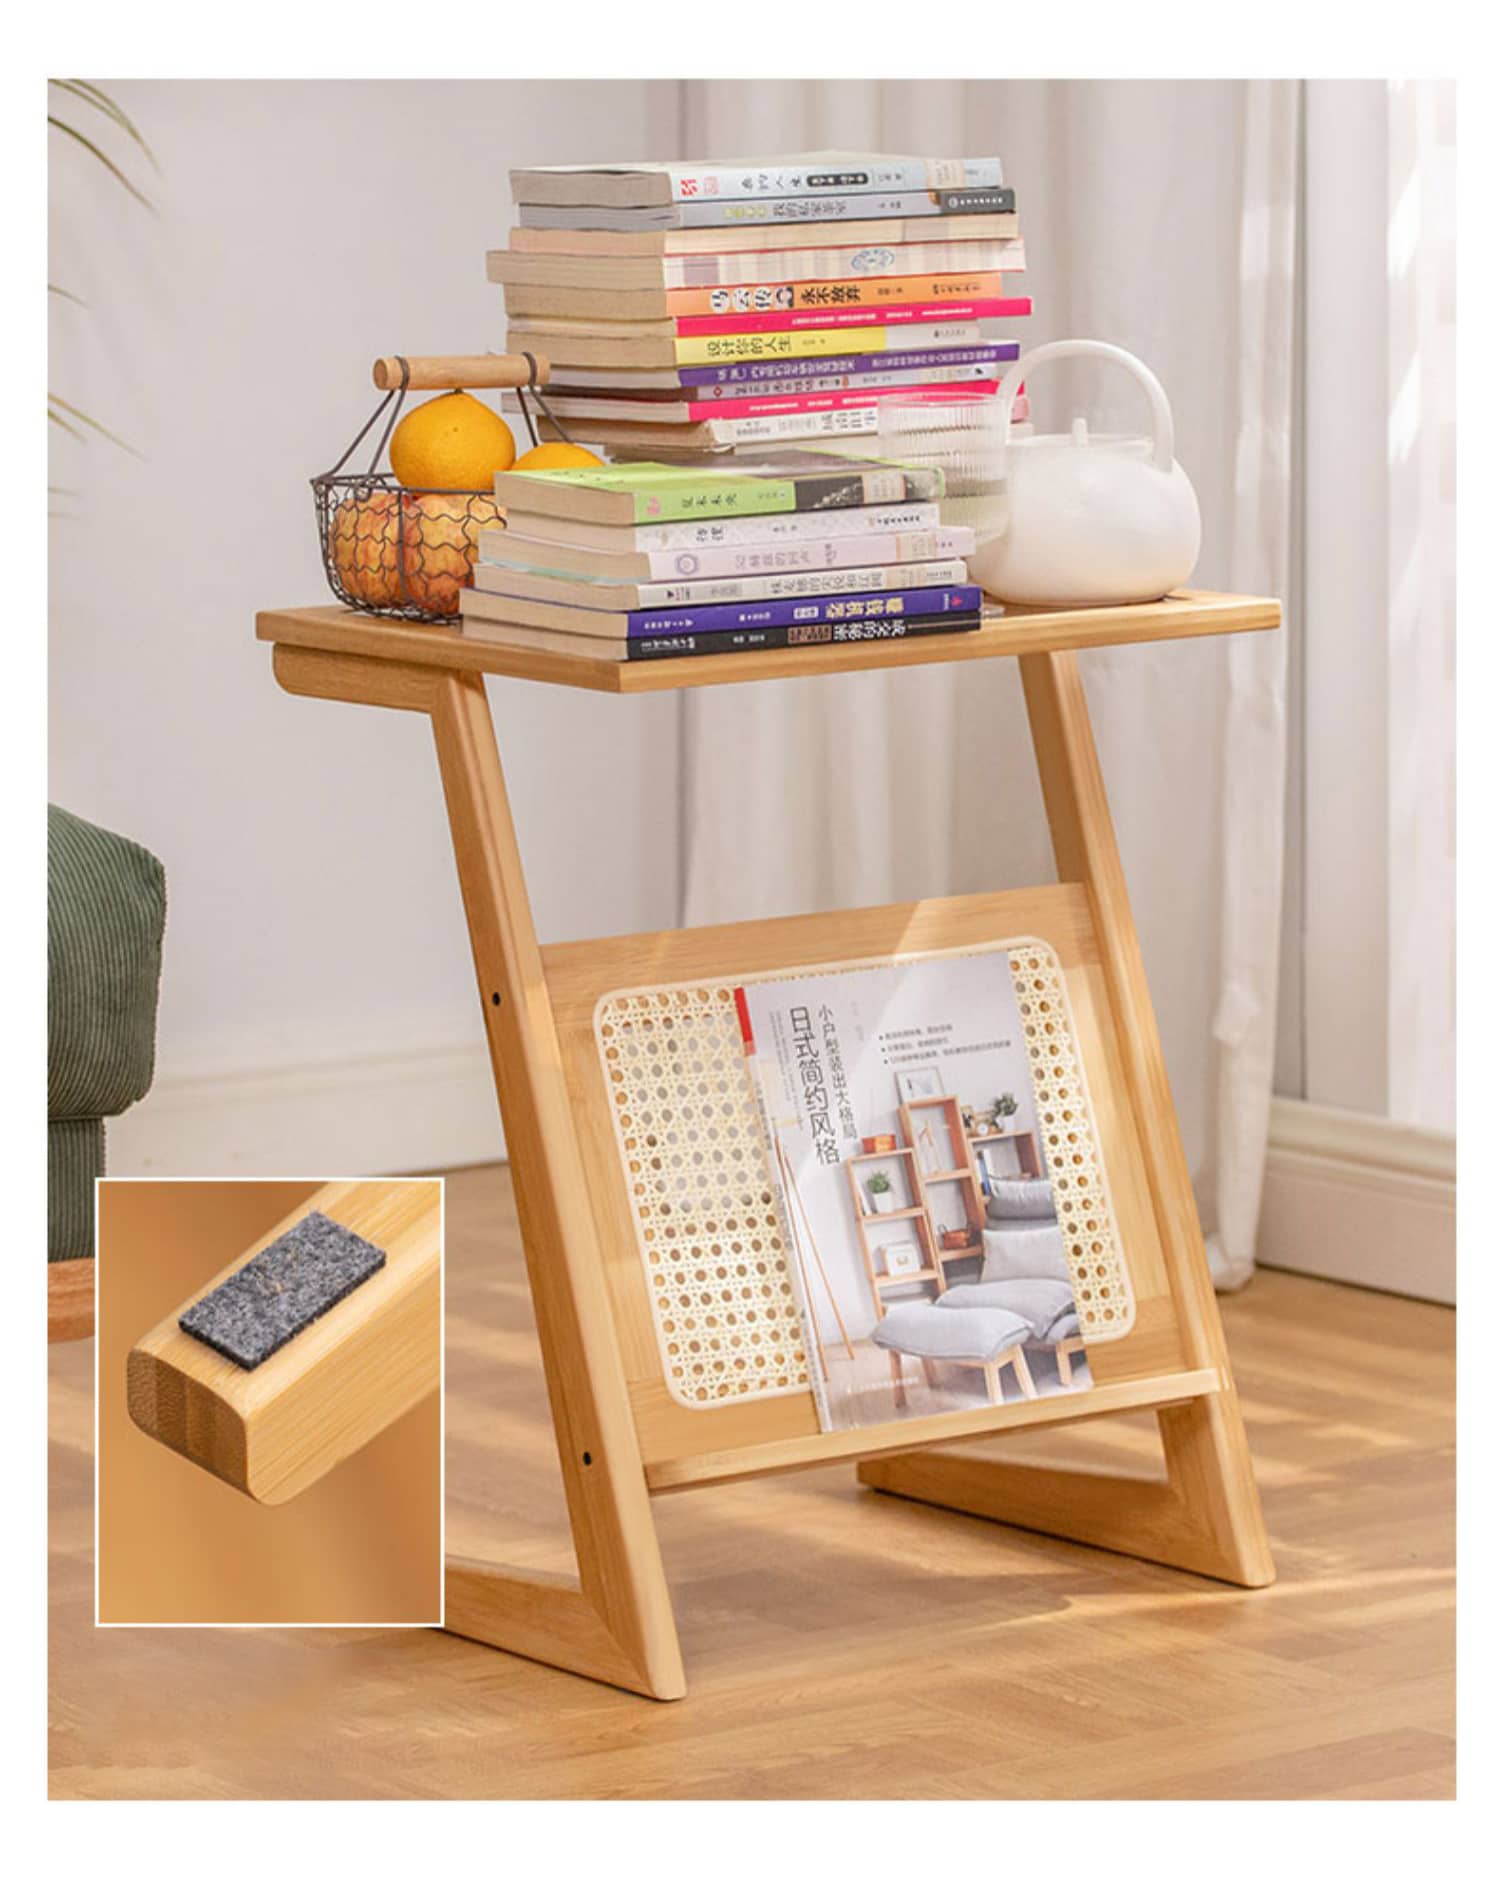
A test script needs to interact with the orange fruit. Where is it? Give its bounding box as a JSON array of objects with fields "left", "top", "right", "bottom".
[
  {"left": 514, "top": 440, "right": 606, "bottom": 472},
  {"left": 389, "top": 391, "right": 515, "bottom": 490},
  {"left": 330, "top": 488, "right": 501, "bottom": 616}
]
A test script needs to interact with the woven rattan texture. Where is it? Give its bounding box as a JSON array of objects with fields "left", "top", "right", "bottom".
[
  {"left": 597, "top": 987, "right": 810, "bottom": 1408},
  {"left": 1008, "top": 942, "right": 1134, "bottom": 1336},
  {"left": 596, "top": 940, "right": 1132, "bottom": 1410}
]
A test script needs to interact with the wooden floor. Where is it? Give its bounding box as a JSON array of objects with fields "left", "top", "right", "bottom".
[{"left": 50, "top": 1161, "right": 1455, "bottom": 1799}]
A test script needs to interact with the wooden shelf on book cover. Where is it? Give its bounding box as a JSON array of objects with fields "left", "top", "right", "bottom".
[
  {"left": 843, "top": 1147, "right": 945, "bottom": 1318},
  {"left": 256, "top": 590, "right": 1280, "bottom": 697},
  {"left": 970, "top": 1126, "right": 1044, "bottom": 1180},
  {"left": 900, "top": 1093, "right": 988, "bottom": 1267},
  {"left": 257, "top": 581, "right": 1279, "bottom": 1702}
]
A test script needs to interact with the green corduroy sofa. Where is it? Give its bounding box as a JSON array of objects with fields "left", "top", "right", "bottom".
[{"left": 47, "top": 805, "right": 166, "bottom": 1287}]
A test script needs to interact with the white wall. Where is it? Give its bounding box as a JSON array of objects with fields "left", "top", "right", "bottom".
[{"left": 49, "top": 81, "right": 685, "bottom": 1175}]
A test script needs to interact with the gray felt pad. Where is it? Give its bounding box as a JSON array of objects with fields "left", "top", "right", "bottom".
[{"left": 178, "top": 1210, "right": 385, "bottom": 1370}]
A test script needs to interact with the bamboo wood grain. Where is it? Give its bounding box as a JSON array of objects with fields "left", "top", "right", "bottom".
[
  {"left": 48, "top": 1256, "right": 95, "bottom": 1343},
  {"left": 1024, "top": 649, "right": 1273, "bottom": 1583},
  {"left": 256, "top": 591, "right": 1281, "bottom": 696},
  {"left": 371, "top": 353, "right": 551, "bottom": 391},
  {"left": 126, "top": 1180, "right": 440, "bottom": 1506},
  {"left": 427, "top": 670, "right": 685, "bottom": 1700},
  {"left": 261, "top": 585, "right": 1279, "bottom": 1696},
  {"left": 857, "top": 652, "right": 1275, "bottom": 1588},
  {"left": 645, "top": 1368, "right": 1221, "bottom": 1492}
]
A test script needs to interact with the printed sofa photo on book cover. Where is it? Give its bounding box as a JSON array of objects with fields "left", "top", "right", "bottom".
[{"left": 736, "top": 949, "right": 1093, "bottom": 1432}]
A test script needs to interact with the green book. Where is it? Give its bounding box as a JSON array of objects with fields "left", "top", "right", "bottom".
[{"left": 492, "top": 449, "right": 946, "bottom": 528}]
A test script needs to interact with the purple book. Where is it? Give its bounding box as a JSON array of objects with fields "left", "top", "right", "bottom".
[
  {"left": 626, "top": 584, "right": 981, "bottom": 638},
  {"left": 675, "top": 343, "right": 1019, "bottom": 387}
]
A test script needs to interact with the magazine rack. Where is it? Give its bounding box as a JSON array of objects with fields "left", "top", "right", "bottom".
[{"left": 257, "top": 589, "right": 1280, "bottom": 1701}]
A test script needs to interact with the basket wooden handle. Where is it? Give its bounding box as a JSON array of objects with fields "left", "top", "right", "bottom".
[{"left": 371, "top": 353, "right": 551, "bottom": 392}]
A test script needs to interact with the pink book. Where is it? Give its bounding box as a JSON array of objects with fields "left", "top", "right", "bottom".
[
  {"left": 540, "top": 381, "right": 1002, "bottom": 425},
  {"left": 675, "top": 296, "right": 1032, "bottom": 336}
]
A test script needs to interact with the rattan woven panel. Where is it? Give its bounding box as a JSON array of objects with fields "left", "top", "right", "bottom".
[
  {"left": 595, "top": 939, "right": 1133, "bottom": 1410},
  {"left": 1008, "top": 942, "right": 1135, "bottom": 1336},
  {"left": 596, "top": 983, "right": 810, "bottom": 1408}
]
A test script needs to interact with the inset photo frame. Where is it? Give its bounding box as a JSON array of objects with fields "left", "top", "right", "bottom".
[
  {"left": 879, "top": 1239, "right": 923, "bottom": 1278},
  {"left": 895, "top": 1063, "right": 944, "bottom": 1103}
]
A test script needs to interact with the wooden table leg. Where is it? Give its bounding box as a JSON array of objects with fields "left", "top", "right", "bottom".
[
  {"left": 274, "top": 646, "right": 685, "bottom": 1699},
  {"left": 859, "top": 652, "right": 1274, "bottom": 1590}
]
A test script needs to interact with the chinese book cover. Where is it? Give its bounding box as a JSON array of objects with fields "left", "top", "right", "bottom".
[{"left": 736, "top": 948, "right": 1092, "bottom": 1431}]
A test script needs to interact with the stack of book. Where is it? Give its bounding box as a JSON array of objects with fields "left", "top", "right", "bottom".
[
  {"left": 488, "top": 151, "right": 1030, "bottom": 457},
  {"left": 462, "top": 450, "right": 985, "bottom": 664}
]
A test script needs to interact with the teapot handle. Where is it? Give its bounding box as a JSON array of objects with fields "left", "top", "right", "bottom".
[{"left": 999, "top": 339, "right": 1175, "bottom": 474}]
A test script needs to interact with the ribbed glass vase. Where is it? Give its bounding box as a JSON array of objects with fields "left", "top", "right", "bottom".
[{"left": 874, "top": 390, "right": 1021, "bottom": 536}]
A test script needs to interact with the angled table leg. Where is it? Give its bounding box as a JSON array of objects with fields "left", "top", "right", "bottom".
[
  {"left": 273, "top": 646, "right": 686, "bottom": 1699},
  {"left": 858, "top": 651, "right": 1274, "bottom": 1589}
]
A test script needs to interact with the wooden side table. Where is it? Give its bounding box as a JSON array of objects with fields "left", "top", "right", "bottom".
[{"left": 257, "top": 589, "right": 1280, "bottom": 1701}]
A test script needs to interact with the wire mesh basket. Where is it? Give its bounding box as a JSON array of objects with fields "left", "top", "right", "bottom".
[{"left": 312, "top": 352, "right": 569, "bottom": 623}]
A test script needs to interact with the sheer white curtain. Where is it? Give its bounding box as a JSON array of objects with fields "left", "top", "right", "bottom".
[
  {"left": 1386, "top": 80, "right": 1456, "bottom": 1134},
  {"left": 671, "top": 81, "right": 1298, "bottom": 1287}
]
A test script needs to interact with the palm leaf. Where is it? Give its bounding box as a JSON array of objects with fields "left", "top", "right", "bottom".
[
  {"left": 49, "top": 83, "right": 154, "bottom": 470},
  {"left": 49, "top": 80, "right": 159, "bottom": 170},
  {"left": 48, "top": 114, "right": 155, "bottom": 212},
  {"left": 48, "top": 394, "right": 138, "bottom": 456}
]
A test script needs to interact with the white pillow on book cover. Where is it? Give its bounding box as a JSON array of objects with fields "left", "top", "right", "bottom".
[
  {"left": 985, "top": 1178, "right": 1056, "bottom": 1222},
  {"left": 938, "top": 1278, "right": 1075, "bottom": 1338},
  {"left": 980, "top": 1220, "right": 1070, "bottom": 1285}
]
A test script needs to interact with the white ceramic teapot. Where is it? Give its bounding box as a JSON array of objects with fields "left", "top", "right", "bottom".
[{"left": 969, "top": 339, "right": 1202, "bottom": 607}]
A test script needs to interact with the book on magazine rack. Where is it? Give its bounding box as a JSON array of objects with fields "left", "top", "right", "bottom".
[
  {"left": 735, "top": 950, "right": 1092, "bottom": 1433},
  {"left": 516, "top": 187, "right": 1016, "bottom": 232},
  {"left": 454, "top": 610, "right": 983, "bottom": 664},
  {"left": 509, "top": 152, "right": 1005, "bottom": 209},
  {"left": 491, "top": 450, "right": 946, "bottom": 527}
]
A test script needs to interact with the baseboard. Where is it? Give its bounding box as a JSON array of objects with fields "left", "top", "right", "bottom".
[
  {"left": 1256, "top": 1097, "right": 1455, "bottom": 1303},
  {"left": 106, "top": 1041, "right": 504, "bottom": 1180}
]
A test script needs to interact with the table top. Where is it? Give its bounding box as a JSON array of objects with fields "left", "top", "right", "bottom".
[{"left": 257, "top": 590, "right": 1281, "bottom": 695}]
